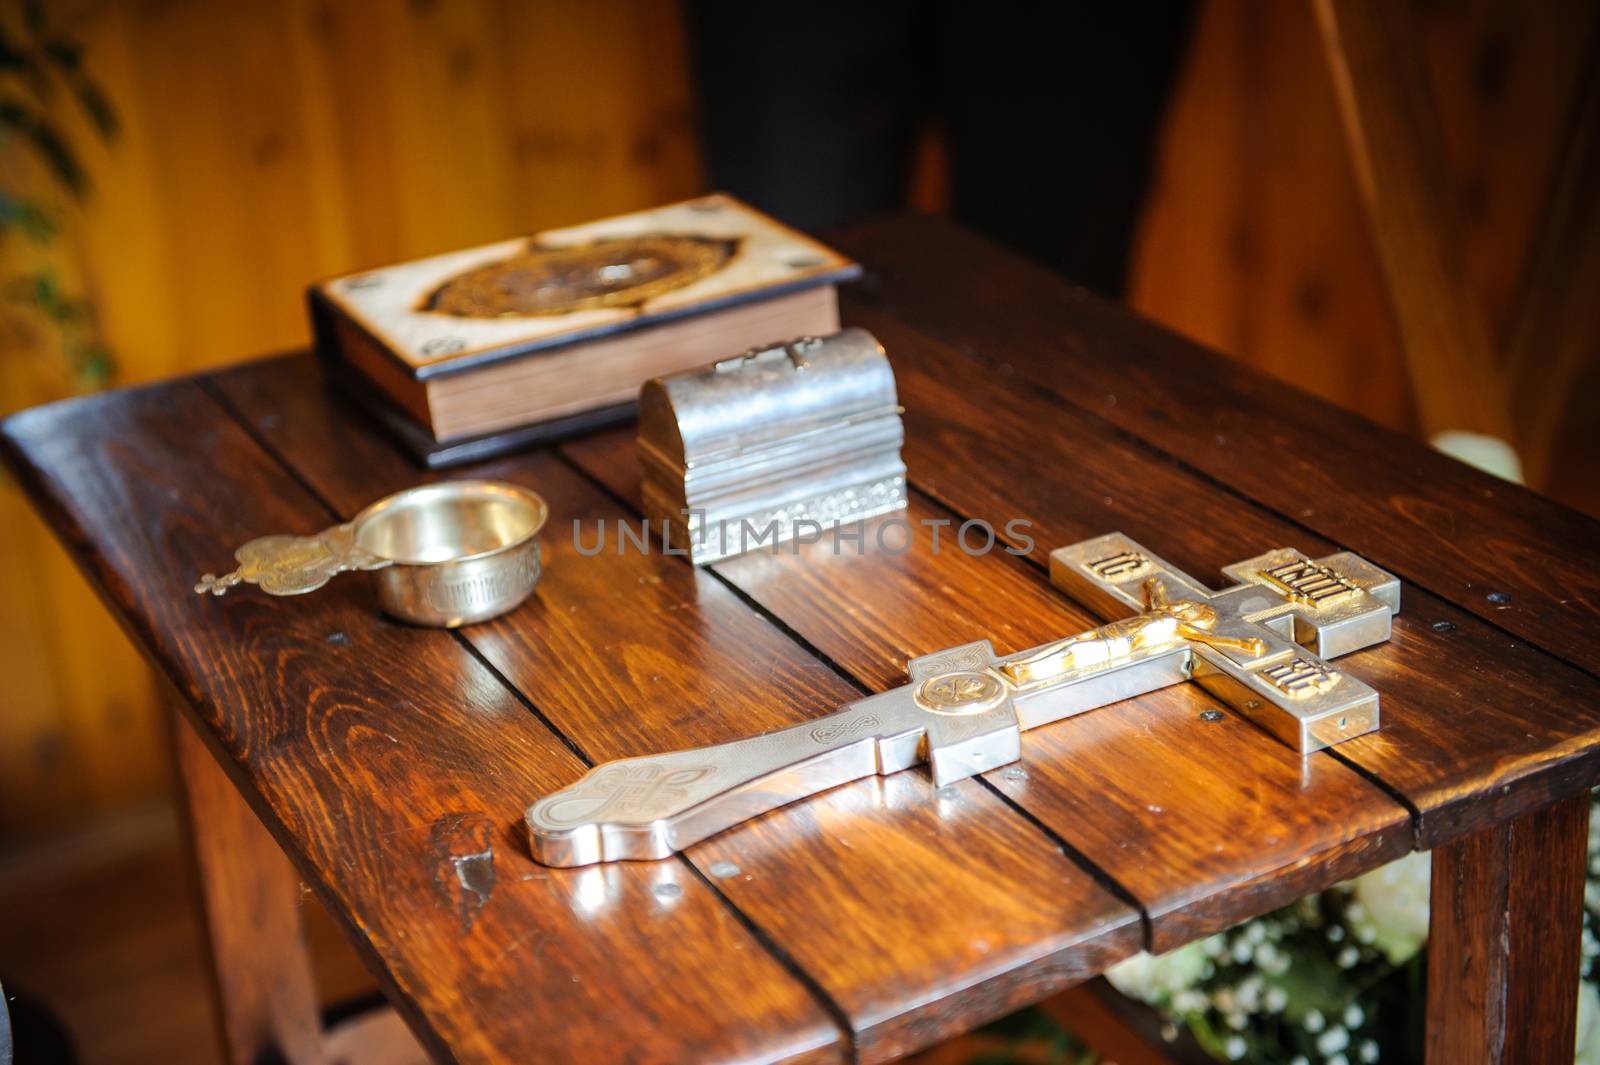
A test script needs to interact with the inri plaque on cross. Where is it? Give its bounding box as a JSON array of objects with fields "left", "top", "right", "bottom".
[{"left": 525, "top": 533, "right": 1400, "bottom": 867}]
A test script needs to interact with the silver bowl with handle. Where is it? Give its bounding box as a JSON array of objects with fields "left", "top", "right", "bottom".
[{"left": 194, "top": 480, "right": 548, "bottom": 627}]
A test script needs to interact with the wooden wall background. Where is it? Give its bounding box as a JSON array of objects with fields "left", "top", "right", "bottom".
[
  {"left": 1131, "top": 0, "right": 1598, "bottom": 461},
  {"left": 0, "top": 0, "right": 1590, "bottom": 845}
]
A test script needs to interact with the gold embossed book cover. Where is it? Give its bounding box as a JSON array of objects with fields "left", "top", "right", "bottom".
[{"left": 309, "top": 194, "right": 859, "bottom": 458}]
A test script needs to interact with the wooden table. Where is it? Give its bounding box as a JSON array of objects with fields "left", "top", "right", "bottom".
[{"left": 5, "top": 217, "right": 1599, "bottom": 1065}]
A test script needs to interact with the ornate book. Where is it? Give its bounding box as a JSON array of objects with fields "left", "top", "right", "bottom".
[{"left": 308, "top": 194, "right": 859, "bottom": 465}]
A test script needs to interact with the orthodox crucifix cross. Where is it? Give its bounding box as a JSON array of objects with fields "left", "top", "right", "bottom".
[{"left": 525, "top": 533, "right": 1399, "bottom": 867}]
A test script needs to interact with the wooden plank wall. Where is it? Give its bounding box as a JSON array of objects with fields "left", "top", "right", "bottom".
[
  {"left": 1130, "top": 0, "right": 1597, "bottom": 445},
  {"left": 0, "top": 0, "right": 1590, "bottom": 842}
]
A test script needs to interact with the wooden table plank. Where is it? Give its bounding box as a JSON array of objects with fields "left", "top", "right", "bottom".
[
  {"left": 0, "top": 385, "right": 843, "bottom": 1065},
  {"left": 208, "top": 357, "right": 1143, "bottom": 1063},
  {"left": 565, "top": 429, "right": 1410, "bottom": 952},
  {"left": 832, "top": 216, "right": 1600, "bottom": 680},
  {"left": 851, "top": 310, "right": 1600, "bottom": 848}
]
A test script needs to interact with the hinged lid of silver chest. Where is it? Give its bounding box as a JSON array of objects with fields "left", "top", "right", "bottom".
[{"left": 638, "top": 327, "right": 907, "bottom": 563}]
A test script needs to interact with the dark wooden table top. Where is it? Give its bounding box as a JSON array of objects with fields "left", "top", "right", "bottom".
[{"left": 6, "top": 216, "right": 1600, "bottom": 1065}]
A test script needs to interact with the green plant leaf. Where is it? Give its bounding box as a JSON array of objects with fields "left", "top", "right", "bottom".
[
  {"left": 25, "top": 118, "right": 83, "bottom": 193},
  {"left": 0, "top": 25, "right": 28, "bottom": 71},
  {"left": 0, "top": 97, "right": 86, "bottom": 195},
  {"left": 41, "top": 38, "right": 82, "bottom": 71},
  {"left": 0, "top": 192, "right": 58, "bottom": 240},
  {"left": 0, "top": 35, "right": 46, "bottom": 93},
  {"left": 67, "top": 74, "right": 116, "bottom": 138},
  {"left": 70, "top": 340, "right": 113, "bottom": 389}
]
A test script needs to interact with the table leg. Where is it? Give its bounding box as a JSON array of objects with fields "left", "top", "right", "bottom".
[
  {"left": 1426, "top": 792, "right": 1591, "bottom": 1064},
  {"left": 171, "top": 709, "right": 327, "bottom": 1065}
]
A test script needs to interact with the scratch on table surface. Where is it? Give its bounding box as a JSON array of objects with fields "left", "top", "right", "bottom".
[
  {"left": 430, "top": 811, "right": 497, "bottom": 933},
  {"left": 489, "top": 928, "right": 548, "bottom": 970}
]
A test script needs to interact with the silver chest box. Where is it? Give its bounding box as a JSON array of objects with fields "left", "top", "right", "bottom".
[{"left": 638, "top": 327, "right": 907, "bottom": 563}]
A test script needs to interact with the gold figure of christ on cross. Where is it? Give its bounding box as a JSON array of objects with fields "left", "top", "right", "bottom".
[{"left": 525, "top": 533, "right": 1400, "bottom": 867}]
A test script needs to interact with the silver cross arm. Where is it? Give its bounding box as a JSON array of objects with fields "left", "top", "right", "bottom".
[
  {"left": 524, "top": 533, "right": 1399, "bottom": 866},
  {"left": 1051, "top": 533, "right": 1399, "bottom": 752}
]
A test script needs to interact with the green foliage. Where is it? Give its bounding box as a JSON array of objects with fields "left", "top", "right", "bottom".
[
  {"left": 968, "top": 1006, "right": 1100, "bottom": 1065},
  {"left": 0, "top": 0, "right": 118, "bottom": 390}
]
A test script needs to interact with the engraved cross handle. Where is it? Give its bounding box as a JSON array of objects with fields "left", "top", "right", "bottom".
[{"left": 525, "top": 534, "right": 1400, "bottom": 866}]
